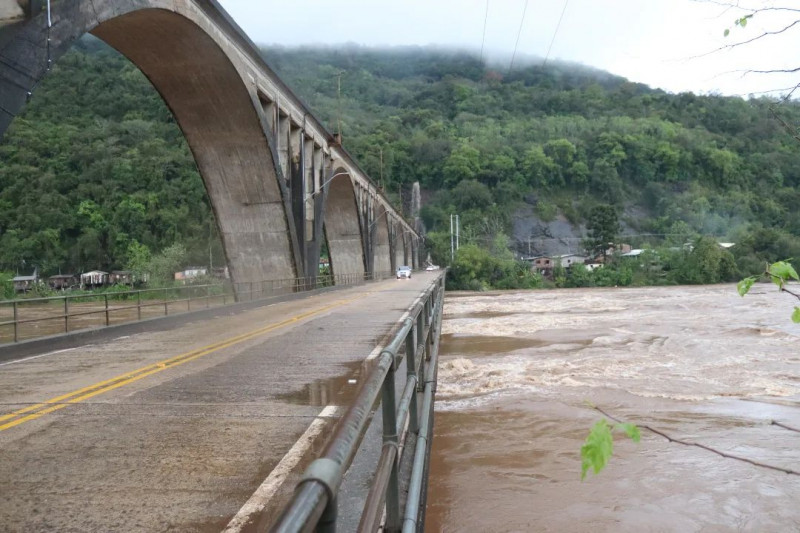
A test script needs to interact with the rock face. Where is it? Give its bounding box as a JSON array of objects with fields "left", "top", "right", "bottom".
[
  {"left": 512, "top": 203, "right": 640, "bottom": 259},
  {"left": 512, "top": 204, "right": 586, "bottom": 258}
]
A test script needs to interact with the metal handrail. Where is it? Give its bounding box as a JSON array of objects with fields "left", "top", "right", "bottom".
[
  {"left": 270, "top": 271, "right": 445, "bottom": 533},
  {"left": 231, "top": 271, "right": 395, "bottom": 303},
  {"left": 0, "top": 270, "right": 399, "bottom": 345}
]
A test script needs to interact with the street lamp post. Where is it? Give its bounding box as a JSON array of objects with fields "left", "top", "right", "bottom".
[{"left": 304, "top": 171, "right": 352, "bottom": 202}]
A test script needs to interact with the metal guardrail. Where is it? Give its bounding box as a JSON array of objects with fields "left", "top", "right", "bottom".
[
  {"left": 0, "top": 271, "right": 396, "bottom": 345},
  {"left": 232, "top": 271, "right": 394, "bottom": 302},
  {"left": 271, "top": 271, "right": 445, "bottom": 533}
]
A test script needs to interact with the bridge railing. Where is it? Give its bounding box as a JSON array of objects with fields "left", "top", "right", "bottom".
[
  {"left": 0, "top": 270, "right": 398, "bottom": 345},
  {"left": 271, "top": 271, "right": 445, "bottom": 533},
  {"left": 231, "top": 271, "right": 394, "bottom": 302}
]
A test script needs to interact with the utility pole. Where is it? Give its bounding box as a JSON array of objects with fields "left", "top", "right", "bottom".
[
  {"left": 335, "top": 71, "right": 343, "bottom": 139},
  {"left": 455, "top": 214, "right": 460, "bottom": 252},
  {"left": 450, "top": 214, "right": 454, "bottom": 263},
  {"left": 379, "top": 147, "right": 384, "bottom": 190}
]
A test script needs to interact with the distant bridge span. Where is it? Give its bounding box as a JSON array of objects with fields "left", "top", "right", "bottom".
[{"left": 0, "top": 0, "right": 421, "bottom": 291}]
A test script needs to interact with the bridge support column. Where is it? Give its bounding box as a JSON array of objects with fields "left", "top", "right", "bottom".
[
  {"left": 388, "top": 220, "right": 397, "bottom": 273},
  {"left": 303, "top": 155, "right": 328, "bottom": 285},
  {"left": 359, "top": 190, "right": 375, "bottom": 278}
]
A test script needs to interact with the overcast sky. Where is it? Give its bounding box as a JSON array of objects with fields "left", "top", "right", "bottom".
[{"left": 216, "top": 0, "right": 800, "bottom": 97}]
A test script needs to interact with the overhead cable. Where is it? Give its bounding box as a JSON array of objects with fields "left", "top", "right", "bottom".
[
  {"left": 479, "top": 0, "right": 490, "bottom": 64},
  {"left": 543, "top": 0, "right": 569, "bottom": 67},
  {"left": 508, "top": 0, "right": 529, "bottom": 73}
]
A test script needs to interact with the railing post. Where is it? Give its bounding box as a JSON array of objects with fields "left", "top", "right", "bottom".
[
  {"left": 137, "top": 290, "right": 142, "bottom": 321},
  {"left": 206, "top": 285, "right": 210, "bottom": 308},
  {"left": 318, "top": 495, "right": 338, "bottom": 533},
  {"left": 416, "top": 309, "right": 426, "bottom": 384},
  {"left": 64, "top": 297, "right": 69, "bottom": 333},
  {"left": 164, "top": 288, "right": 169, "bottom": 316},
  {"left": 13, "top": 300, "right": 18, "bottom": 342},
  {"left": 104, "top": 294, "right": 110, "bottom": 326},
  {"left": 405, "top": 326, "right": 419, "bottom": 434},
  {"left": 382, "top": 361, "right": 401, "bottom": 531}
]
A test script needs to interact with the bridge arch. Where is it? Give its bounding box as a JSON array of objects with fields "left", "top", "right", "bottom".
[
  {"left": 0, "top": 2, "right": 297, "bottom": 289},
  {"left": 392, "top": 220, "right": 405, "bottom": 270},
  {"left": 372, "top": 204, "right": 392, "bottom": 276},
  {"left": 323, "top": 169, "right": 366, "bottom": 280}
]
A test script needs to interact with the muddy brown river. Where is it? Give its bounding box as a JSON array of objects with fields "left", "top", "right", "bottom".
[{"left": 426, "top": 284, "right": 800, "bottom": 532}]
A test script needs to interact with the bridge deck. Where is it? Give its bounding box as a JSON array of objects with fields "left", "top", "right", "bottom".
[{"left": 0, "top": 272, "right": 440, "bottom": 532}]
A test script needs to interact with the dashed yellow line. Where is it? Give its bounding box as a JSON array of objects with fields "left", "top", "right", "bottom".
[{"left": 0, "top": 295, "right": 360, "bottom": 432}]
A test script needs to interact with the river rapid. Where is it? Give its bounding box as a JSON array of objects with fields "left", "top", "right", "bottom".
[{"left": 426, "top": 284, "right": 800, "bottom": 532}]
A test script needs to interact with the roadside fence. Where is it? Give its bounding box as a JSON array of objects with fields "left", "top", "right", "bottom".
[{"left": 0, "top": 270, "right": 396, "bottom": 344}]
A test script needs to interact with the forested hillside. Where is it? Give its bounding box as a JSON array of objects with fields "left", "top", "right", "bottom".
[{"left": 1, "top": 38, "right": 799, "bottom": 286}]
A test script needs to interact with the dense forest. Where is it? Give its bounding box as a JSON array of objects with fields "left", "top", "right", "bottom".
[{"left": 1, "top": 38, "right": 799, "bottom": 290}]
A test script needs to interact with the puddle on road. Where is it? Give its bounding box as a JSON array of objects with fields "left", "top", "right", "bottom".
[{"left": 276, "top": 360, "right": 370, "bottom": 407}]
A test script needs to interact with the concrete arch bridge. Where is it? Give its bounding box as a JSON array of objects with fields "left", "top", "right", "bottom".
[{"left": 0, "top": 0, "right": 421, "bottom": 295}]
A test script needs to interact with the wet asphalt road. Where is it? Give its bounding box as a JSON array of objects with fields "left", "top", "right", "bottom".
[{"left": 0, "top": 273, "right": 440, "bottom": 532}]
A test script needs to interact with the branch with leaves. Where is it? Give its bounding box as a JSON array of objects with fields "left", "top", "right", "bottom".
[
  {"left": 702, "top": 2, "right": 800, "bottom": 100},
  {"left": 588, "top": 404, "right": 800, "bottom": 477},
  {"left": 580, "top": 407, "right": 640, "bottom": 480},
  {"left": 738, "top": 260, "right": 800, "bottom": 323}
]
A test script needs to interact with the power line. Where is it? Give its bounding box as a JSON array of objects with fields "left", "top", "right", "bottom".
[
  {"left": 508, "top": 0, "right": 529, "bottom": 73},
  {"left": 543, "top": 0, "right": 569, "bottom": 67},
  {"left": 479, "top": 0, "right": 490, "bottom": 64}
]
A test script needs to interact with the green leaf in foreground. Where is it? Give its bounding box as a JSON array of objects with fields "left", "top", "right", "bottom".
[
  {"left": 616, "top": 422, "right": 641, "bottom": 443},
  {"left": 770, "top": 261, "right": 799, "bottom": 283},
  {"left": 792, "top": 307, "right": 800, "bottom": 324},
  {"left": 737, "top": 276, "right": 757, "bottom": 297},
  {"left": 581, "top": 418, "right": 641, "bottom": 480},
  {"left": 581, "top": 420, "right": 613, "bottom": 480}
]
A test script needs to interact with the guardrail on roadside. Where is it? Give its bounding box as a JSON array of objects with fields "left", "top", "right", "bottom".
[
  {"left": 0, "top": 270, "right": 396, "bottom": 345},
  {"left": 231, "top": 271, "right": 393, "bottom": 302},
  {"left": 270, "top": 271, "right": 445, "bottom": 533}
]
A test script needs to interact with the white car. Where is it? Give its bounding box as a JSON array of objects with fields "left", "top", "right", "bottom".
[
  {"left": 425, "top": 265, "right": 439, "bottom": 271},
  {"left": 396, "top": 266, "right": 412, "bottom": 279}
]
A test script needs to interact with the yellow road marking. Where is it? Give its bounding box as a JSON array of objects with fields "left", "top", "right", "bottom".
[{"left": 0, "top": 295, "right": 361, "bottom": 432}]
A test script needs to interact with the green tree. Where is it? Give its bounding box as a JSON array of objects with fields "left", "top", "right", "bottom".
[
  {"left": 584, "top": 205, "right": 620, "bottom": 259},
  {"left": 451, "top": 179, "right": 493, "bottom": 211},
  {"left": 125, "top": 240, "right": 152, "bottom": 282},
  {"left": 147, "top": 243, "right": 187, "bottom": 286},
  {"left": 442, "top": 143, "right": 481, "bottom": 187},
  {"left": 678, "top": 237, "right": 738, "bottom": 284},
  {"left": 522, "top": 145, "right": 557, "bottom": 188}
]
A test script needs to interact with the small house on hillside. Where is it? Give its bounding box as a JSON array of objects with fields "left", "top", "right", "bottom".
[
  {"left": 212, "top": 266, "right": 229, "bottom": 279},
  {"left": 48, "top": 274, "right": 78, "bottom": 290},
  {"left": 174, "top": 267, "right": 207, "bottom": 283},
  {"left": 81, "top": 270, "right": 108, "bottom": 288},
  {"left": 553, "top": 254, "right": 587, "bottom": 268},
  {"left": 621, "top": 249, "right": 644, "bottom": 258},
  {"left": 528, "top": 256, "right": 554, "bottom": 277},
  {"left": 12, "top": 270, "right": 39, "bottom": 294},
  {"left": 110, "top": 271, "right": 133, "bottom": 285}
]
